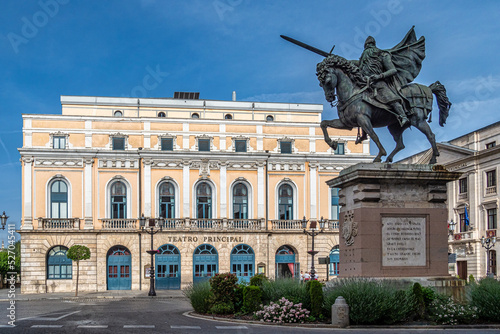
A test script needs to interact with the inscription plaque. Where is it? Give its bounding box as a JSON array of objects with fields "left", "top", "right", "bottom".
[{"left": 382, "top": 217, "right": 426, "bottom": 266}]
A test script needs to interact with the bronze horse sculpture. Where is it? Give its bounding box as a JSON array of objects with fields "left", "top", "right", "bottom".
[
  {"left": 317, "top": 55, "right": 451, "bottom": 164},
  {"left": 282, "top": 27, "right": 451, "bottom": 164}
]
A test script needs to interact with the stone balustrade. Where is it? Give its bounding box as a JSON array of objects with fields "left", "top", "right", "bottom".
[
  {"left": 39, "top": 218, "right": 80, "bottom": 230},
  {"left": 101, "top": 218, "right": 138, "bottom": 230}
]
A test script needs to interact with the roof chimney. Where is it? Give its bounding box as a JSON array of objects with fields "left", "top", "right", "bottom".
[{"left": 232, "top": 91, "right": 236, "bottom": 101}]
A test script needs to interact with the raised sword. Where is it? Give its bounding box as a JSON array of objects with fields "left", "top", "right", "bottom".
[{"left": 280, "top": 35, "right": 334, "bottom": 57}]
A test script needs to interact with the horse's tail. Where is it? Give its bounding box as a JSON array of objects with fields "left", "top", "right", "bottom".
[{"left": 429, "top": 81, "right": 452, "bottom": 127}]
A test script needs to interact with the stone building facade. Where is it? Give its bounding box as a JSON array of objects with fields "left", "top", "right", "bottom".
[
  {"left": 19, "top": 95, "right": 372, "bottom": 293},
  {"left": 399, "top": 121, "right": 500, "bottom": 280}
]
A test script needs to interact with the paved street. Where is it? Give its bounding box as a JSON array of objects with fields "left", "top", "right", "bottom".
[{"left": 0, "top": 296, "right": 499, "bottom": 333}]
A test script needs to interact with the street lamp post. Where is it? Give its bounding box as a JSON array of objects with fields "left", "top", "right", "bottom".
[
  {"left": 0, "top": 211, "right": 8, "bottom": 230},
  {"left": 448, "top": 219, "right": 456, "bottom": 237},
  {"left": 302, "top": 216, "right": 325, "bottom": 281},
  {"left": 139, "top": 214, "right": 163, "bottom": 296},
  {"left": 481, "top": 235, "right": 497, "bottom": 278}
]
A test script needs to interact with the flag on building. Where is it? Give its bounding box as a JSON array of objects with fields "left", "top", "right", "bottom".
[{"left": 464, "top": 205, "right": 470, "bottom": 226}]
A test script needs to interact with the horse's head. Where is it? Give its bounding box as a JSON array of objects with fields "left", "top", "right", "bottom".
[{"left": 317, "top": 67, "right": 337, "bottom": 103}]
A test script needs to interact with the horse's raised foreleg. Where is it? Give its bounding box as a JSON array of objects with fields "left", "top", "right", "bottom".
[
  {"left": 356, "top": 115, "right": 386, "bottom": 162},
  {"left": 386, "top": 123, "right": 406, "bottom": 163},
  {"left": 320, "top": 119, "right": 352, "bottom": 150},
  {"left": 414, "top": 112, "right": 440, "bottom": 164}
]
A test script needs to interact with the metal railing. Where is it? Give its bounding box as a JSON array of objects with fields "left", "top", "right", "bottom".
[
  {"left": 39, "top": 218, "right": 80, "bottom": 230},
  {"left": 101, "top": 218, "right": 137, "bottom": 230}
]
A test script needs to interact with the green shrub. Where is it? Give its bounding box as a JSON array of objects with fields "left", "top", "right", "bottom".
[
  {"left": 250, "top": 274, "right": 268, "bottom": 287},
  {"left": 469, "top": 277, "right": 500, "bottom": 322},
  {"left": 209, "top": 302, "right": 234, "bottom": 315},
  {"left": 233, "top": 284, "right": 245, "bottom": 314},
  {"left": 468, "top": 274, "right": 475, "bottom": 284},
  {"left": 261, "top": 278, "right": 311, "bottom": 310},
  {"left": 309, "top": 280, "right": 323, "bottom": 318},
  {"left": 412, "top": 283, "right": 425, "bottom": 318},
  {"left": 242, "top": 285, "right": 262, "bottom": 314},
  {"left": 183, "top": 281, "right": 213, "bottom": 313},
  {"left": 323, "top": 278, "right": 415, "bottom": 325},
  {"left": 209, "top": 273, "right": 238, "bottom": 305}
]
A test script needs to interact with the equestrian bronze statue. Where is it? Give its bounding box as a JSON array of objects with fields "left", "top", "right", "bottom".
[{"left": 281, "top": 27, "right": 451, "bottom": 164}]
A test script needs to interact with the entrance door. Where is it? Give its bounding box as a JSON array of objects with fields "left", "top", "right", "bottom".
[
  {"left": 275, "top": 245, "right": 297, "bottom": 279},
  {"left": 107, "top": 246, "right": 131, "bottom": 290},
  {"left": 156, "top": 244, "right": 181, "bottom": 290},
  {"left": 230, "top": 244, "right": 255, "bottom": 283},
  {"left": 193, "top": 244, "right": 218, "bottom": 284},
  {"left": 457, "top": 260, "right": 468, "bottom": 280}
]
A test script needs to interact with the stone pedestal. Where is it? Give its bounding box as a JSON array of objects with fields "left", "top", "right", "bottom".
[{"left": 327, "top": 163, "right": 461, "bottom": 278}]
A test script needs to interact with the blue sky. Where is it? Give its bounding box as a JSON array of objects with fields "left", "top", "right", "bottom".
[{"left": 0, "top": 0, "right": 499, "bottom": 243}]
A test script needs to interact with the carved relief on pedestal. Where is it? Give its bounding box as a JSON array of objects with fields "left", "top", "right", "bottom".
[{"left": 341, "top": 210, "right": 358, "bottom": 246}]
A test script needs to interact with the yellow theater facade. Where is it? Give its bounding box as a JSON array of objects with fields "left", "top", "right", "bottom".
[{"left": 19, "top": 95, "right": 372, "bottom": 293}]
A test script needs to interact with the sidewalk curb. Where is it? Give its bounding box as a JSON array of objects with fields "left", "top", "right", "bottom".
[
  {"left": 186, "top": 311, "right": 500, "bottom": 330},
  {"left": 0, "top": 294, "right": 186, "bottom": 302}
]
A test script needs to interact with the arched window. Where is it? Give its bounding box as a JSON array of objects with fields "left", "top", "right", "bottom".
[
  {"left": 191, "top": 113, "right": 200, "bottom": 119},
  {"left": 329, "top": 245, "right": 340, "bottom": 276},
  {"left": 233, "top": 183, "right": 248, "bottom": 219},
  {"left": 158, "top": 112, "right": 166, "bottom": 118},
  {"left": 275, "top": 245, "right": 296, "bottom": 279},
  {"left": 266, "top": 115, "right": 274, "bottom": 121},
  {"left": 225, "top": 114, "right": 233, "bottom": 119},
  {"left": 114, "top": 110, "right": 123, "bottom": 117},
  {"left": 196, "top": 182, "right": 212, "bottom": 219},
  {"left": 111, "top": 181, "right": 127, "bottom": 219},
  {"left": 51, "top": 180, "right": 68, "bottom": 219},
  {"left": 47, "top": 246, "right": 72, "bottom": 279},
  {"left": 159, "top": 182, "right": 175, "bottom": 218},
  {"left": 278, "top": 184, "right": 294, "bottom": 220}
]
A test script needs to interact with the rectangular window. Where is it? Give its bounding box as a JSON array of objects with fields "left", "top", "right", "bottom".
[
  {"left": 53, "top": 136, "right": 66, "bottom": 149},
  {"left": 334, "top": 143, "right": 345, "bottom": 155},
  {"left": 112, "top": 137, "right": 125, "bottom": 150},
  {"left": 486, "top": 170, "right": 497, "bottom": 188},
  {"left": 459, "top": 177, "right": 468, "bottom": 194},
  {"left": 235, "top": 139, "right": 247, "bottom": 152},
  {"left": 487, "top": 208, "right": 497, "bottom": 230},
  {"left": 280, "top": 141, "right": 292, "bottom": 154},
  {"left": 198, "top": 139, "right": 210, "bottom": 152},
  {"left": 331, "top": 188, "right": 340, "bottom": 221},
  {"left": 161, "top": 138, "right": 174, "bottom": 151},
  {"left": 486, "top": 142, "right": 496, "bottom": 149}
]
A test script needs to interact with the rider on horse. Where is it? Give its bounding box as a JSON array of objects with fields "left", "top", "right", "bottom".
[{"left": 352, "top": 36, "right": 409, "bottom": 127}]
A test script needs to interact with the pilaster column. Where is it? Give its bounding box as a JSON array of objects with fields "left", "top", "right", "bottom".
[
  {"left": 144, "top": 159, "right": 152, "bottom": 217},
  {"left": 309, "top": 162, "right": 318, "bottom": 219},
  {"left": 22, "top": 157, "right": 34, "bottom": 230},
  {"left": 183, "top": 160, "right": 190, "bottom": 217},
  {"left": 257, "top": 161, "right": 265, "bottom": 218},
  {"left": 220, "top": 161, "right": 227, "bottom": 218},
  {"left": 84, "top": 158, "right": 94, "bottom": 229}
]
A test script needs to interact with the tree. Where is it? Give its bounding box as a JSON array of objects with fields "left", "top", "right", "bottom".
[
  {"left": 66, "top": 245, "right": 91, "bottom": 297},
  {"left": 0, "top": 241, "right": 21, "bottom": 289}
]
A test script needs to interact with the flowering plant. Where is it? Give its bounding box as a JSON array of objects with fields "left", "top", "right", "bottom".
[
  {"left": 429, "top": 295, "right": 478, "bottom": 325},
  {"left": 254, "top": 297, "right": 310, "bottom": 323}
]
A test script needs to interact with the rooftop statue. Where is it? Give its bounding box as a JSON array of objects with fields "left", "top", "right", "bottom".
[{"left": 281, "top": 27, "right": 451, "bottom": 164}]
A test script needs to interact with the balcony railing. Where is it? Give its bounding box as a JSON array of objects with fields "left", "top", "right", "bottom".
[
  {"left": 486, "top": 186, "right": 497, "bottom": 195},
  {"left": 227, "top": 219, "right": 263, "bottom": 230},
  {"left": 271, "top": 219, "right": 303, "bottom": 230},
  {"left": 328, "top": 220, "right": 339, "bottom": 230},
  {"left": 190, "top": 218, "right": 224, "bottom": 230},
  {"left": 101, "top": 218, "right": 137, "bottom": 230},
  {"left": 39, "top": 218, "right": 80, "bottom": 230},
  {"left": 159, "top": 218, "right": 186, "bottom": 230},
  {"left": 453, "top": 231, "right": 474, "bottom": 241},
  {"left": 458, "top": 192, "right": 468, "bottom": 200}
]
